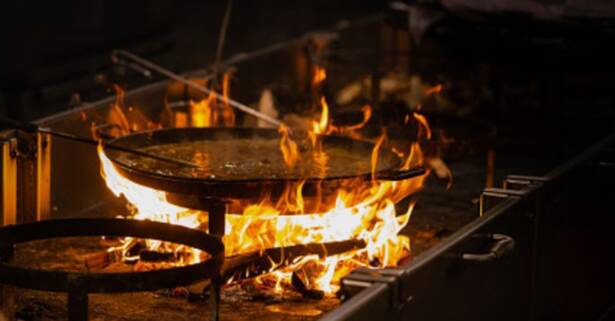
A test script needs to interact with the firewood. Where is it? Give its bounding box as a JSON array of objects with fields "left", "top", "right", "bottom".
[
  {"left": 139, "top": 250, "right": 176, "bottom": 262},
  {"left": 291, "top": 271, "right": 324, "bottom": 299},
  {"left": 102, "top": 262, "right": 134, "bottom": 273},
  {"left": 84, "top": 251, "right": 111, "bottom": 271},
  {"left": 188, "top": 238, "right": 367, "bottom": 298},
  {"left": 223, "top": 239, "right": 366, "bottom": 283}
]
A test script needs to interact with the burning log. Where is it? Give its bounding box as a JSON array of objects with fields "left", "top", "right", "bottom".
[
  {"left": 139, "top": 250, "right": 177, "bottom": 262},
  {"left": 84, "top": 252, "right": 112, "bottom": 271},
  {"left": 223, "top": 239, "right": 366, "bottom": 282},
  {"left": 186, "top": 239, "right": 366, "bottom": 298},
  {"left": 291, "top": 271, "right": 325, "bottom": 299}
]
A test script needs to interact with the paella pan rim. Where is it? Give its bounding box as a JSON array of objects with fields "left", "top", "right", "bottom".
[{"left": 104, "top": 127, "right": 419, "bottom": 198}]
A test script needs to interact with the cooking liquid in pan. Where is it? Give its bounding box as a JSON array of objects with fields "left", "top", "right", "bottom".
[{"left": 117, "top": 138, "right": 378, "bottom": 180}]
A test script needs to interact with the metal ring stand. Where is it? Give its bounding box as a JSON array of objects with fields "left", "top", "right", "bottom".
[{"left": 0, "top": 218, "right": 224, "bottom": 321}]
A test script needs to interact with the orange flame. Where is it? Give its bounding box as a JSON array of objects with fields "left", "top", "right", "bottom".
[
  {"left": 312, "top": 66, "right": 327, "bottom": 86},
  {"left": 188, "top": 74, "right": 235, "bottom": 128},
  {"left": 371, "top": 133, "right": 386, "bottom": 182},
  {"left": 109, "top": 84, "right": 130, "bottom": 135},
  {"left": 279, "top": 125, "right": 299, "bottom": 168},
  {"left": 221, "top": 72, "right": 236, "bottom": 127},
  {"left": 101, "top": 85, "right": 161, "bottom": 137},
  {"left": 308, "top": 97, "right": 331, "bottom": 150},
  {"left": 313, "top": 97, "right": 330, "bottom": 135},
  {"left": 96, "top": 92, "right": 435, "bottom": 295},
  {"left": 190, "top": 91, "right": 216, "bottom": 127},
  {"left": 97, "top": 144, "right": 205, "bottom": 264},
  {"left": 345, "top": 105, "right": 372, "bottom": 132},
  {"left": 424, "top": 84, "right": 443, "bottom": 95},
  {"left": 413, "top": 112, "right": 432, "bottom": 140}
]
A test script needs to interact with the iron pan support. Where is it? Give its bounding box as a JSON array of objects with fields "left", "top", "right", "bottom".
[{"left": 0, "top": 218, "right": 224, "bottom": 321}]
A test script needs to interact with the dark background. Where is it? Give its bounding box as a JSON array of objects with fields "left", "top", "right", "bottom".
[
  {"left": 0, "top": 0, "right": 614, "bottom": 127},
  {"left": 0, "top": 0, "right": 384, "bottom": 120}
]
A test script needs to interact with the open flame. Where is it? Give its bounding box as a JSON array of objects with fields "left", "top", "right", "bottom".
[
  {"left": 187, "top": 73, "right": 236, "bottom": 128},
  {"left": 279, "top": 125, "right": 299, "bottom": 168},
  {"left": 96, "top": 72, "right": 432, "bottom": 295},
  {"left": 312, "top": 65, "right": 327, "bottom": 86},
  {"left": 190, "top": 91, "right": 215, "bottom": 127}
]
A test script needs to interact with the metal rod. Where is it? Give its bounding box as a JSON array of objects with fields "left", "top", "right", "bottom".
[
  {"left": 212, "top": 0, "right": 233, "bottom": 80},
  {"left": 38, "top": 128, "right": 200, "bottom": 168},
  {"left": 206, "top": 200, "right": 225, "bottom": 321},
  {"left": 112, "top": 50, "right": 282, "bottom": 127}
]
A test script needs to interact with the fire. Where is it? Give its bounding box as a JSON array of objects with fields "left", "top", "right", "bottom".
[
  {"left": 190, "top": 91, "right": 215, "bottom": 127},
  {"left": 98, "top": 125, "right": 428, "bottom": 295},
  {"left": 413, "top": 112, "right": 432, "bottom": 140},
  {"left": 341, "top": 105, "right": 372, "bottom": 138},
  {"left": 221, "top": 72, "right": 236, "bottom": 127},
  {"left": 96, "top": 74, "right": 434, "bottom": 296},
  {"left": 109, "top": 84, "right": 130, "bottom": 135},
  {"left": 98, "top": 144, "right": 205, "bottom": 264},
  {"left": 309, "top": 99, "right": 372, "bottom": 141},
  {"left": 188, "top": 73, "right": 236, "bottom": 128},
  {"left": 307, "top": 97, "right": 330, "bottom": 152},
  {"left": 423, "top": 84, "right": 443, "bottom": 95},
  {"left": 279, "top": 125, "right": 299, "bottom": 168},
  {"left": 100, "top": 85, "right": 161, "bottom": 138},
  {"left": 312, "top": 97, "right": 330, "bottom": 136},
  {"left": 371, "top": 133, "right": 386, "bottom": 181},
  {"left": 312, "top": 66, "right": 327, "bottom": 86}
]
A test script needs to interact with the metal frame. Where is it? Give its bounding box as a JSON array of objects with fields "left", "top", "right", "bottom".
[
  {"left": 0, "top": 218, "right": 224, "bottom": 321},
  {"left": 326, "top": 133, "right": 615, "bottom": 321},
  {"left": 332, "top": 195, "right": 523, "bottom": 321}
]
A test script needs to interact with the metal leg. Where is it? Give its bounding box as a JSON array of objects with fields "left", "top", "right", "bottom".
[
  {"left": 207, "top": 200, "right": 226, "bottom": 321},
  {"left": 209, "top": 276, "right": 221, "bottom": 321},
  {"left": 0, "top": 243, "right": 13, "bottom": 261},
  {"left": 68, "top": 287, "right": 88, "bottom": 321},
  {"left": 208, "top": 200, "right": 226, "bottom": 237}
]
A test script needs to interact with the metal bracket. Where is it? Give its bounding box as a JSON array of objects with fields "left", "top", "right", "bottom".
[
  {"left": 341, "top": 267, "right": 412, "bottom": 312},
  {"left": 480, "top": 188, "right": 523, "bottom": 217},
  {"left": 480, "top": 174, "right": 545, "bottom": 217},
  {"left": 1, "top": 138, "right": 17, "bottom": 226},
  {"left": 503, "top": 175, "right": 548, "bottom": 190},
  {"left": 37, "top": 132, "right": 51, "bottom": 221}
]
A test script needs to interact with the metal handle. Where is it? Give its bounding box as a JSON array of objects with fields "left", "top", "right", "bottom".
[
  {"left": 112, "top": 50, "right": 282, "bottom": 127},
  {"left": 377, "top": 167, "right": 426, "bottom": 181},
  {"left": 462, "top": 233, "right": 515, "bottom": 262}
]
